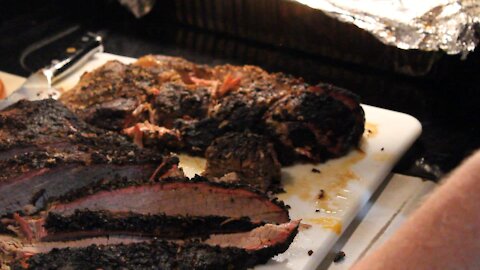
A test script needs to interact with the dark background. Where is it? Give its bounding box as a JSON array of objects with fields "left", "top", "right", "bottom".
[{"left": 1, "top": 0, "right": 479, "bottom": 180}]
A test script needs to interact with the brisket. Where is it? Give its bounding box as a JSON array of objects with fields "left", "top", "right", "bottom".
[
  {"left": 60, "top": 55, "right": 365, "bottom": 165},
  {"left": 264, "top": 85, "right": 365, "bottom": 163},
  {"left": 0, "top": 99, "right": 298, "bottom": 269},
  {"left": 4, "top": 176, "right": 288, "bottom": 242},
  {"left": 11, "top": 221, "right": 299, "bottom": 270},
  {"left": 0, "top": 99, "right": 176, "bottom": 217}
]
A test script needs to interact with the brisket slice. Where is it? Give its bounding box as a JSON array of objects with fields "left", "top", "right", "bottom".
[
  {"left": 12, "top": 221, "right": 299, "bottom": 270},
  {"left": 47, "top": 176, "right": 289, "bottom": 224},
  {"left": 60, "top": 55, "right": 365, "bottom": 165},
  {"left": 5, "top": 176, "right": 288, "bottom": 242},
  {"left": 0, "top": 99, "right": 175, "bottom": 218}
]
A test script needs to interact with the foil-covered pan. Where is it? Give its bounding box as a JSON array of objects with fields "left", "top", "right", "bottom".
[{"left": 294, "top": 0, "right": 479, "bottom": 55}]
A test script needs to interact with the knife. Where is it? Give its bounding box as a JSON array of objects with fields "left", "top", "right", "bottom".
[{"left": 0, "top": 32, "right": 104, "bottom": 110}]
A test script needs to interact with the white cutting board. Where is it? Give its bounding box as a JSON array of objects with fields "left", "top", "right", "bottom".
[{"left": 51, "top": 52, "right": 420, "bottom": 270}]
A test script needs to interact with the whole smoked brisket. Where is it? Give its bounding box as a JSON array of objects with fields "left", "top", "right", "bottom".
[{"left": 61, "top": 55, "right": 365, "bottom": 165}]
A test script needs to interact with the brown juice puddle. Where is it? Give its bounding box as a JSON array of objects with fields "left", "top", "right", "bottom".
[
  {"left": 279, "top": 150, "right": 365, "bottom": 213},
  {"left": 306, "top": 217, "right": 342, "bottom": 234}
]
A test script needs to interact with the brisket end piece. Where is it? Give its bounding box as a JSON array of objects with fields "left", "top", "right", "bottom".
[
  {"left": 264, "top": 85, "right": 365, "bottom": 164},
  {"left": 204, "top": 132, "right": 281, "bottom": 191}
]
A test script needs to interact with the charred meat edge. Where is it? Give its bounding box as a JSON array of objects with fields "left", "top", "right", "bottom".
[
  {"left": 10, "top": 221, "right": 299, "bottom": 270},
  {"left": 41, "top": 210, "right": 260, "bottom": 241}
]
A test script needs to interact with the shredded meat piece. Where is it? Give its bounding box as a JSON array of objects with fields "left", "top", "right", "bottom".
[
  {"left": 216, "top": 74, "right": 242, "bottom": 98},
  {"left": 123, "top": 121, "right": 181, "bottom": 149}
]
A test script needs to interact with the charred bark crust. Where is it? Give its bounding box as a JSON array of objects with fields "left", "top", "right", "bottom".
[
  {"left": 60, "top": 56, "right": 365, "bottom": 165},
  {"left": 0, "top": 99, "right": 164, "bottom": 174},
  {"left": 44, "top": 210, "right": 259, "bottom": 240},
  {"left": 14, "top": 237, "right": 294, "bottom": 270},
  {"left": 52, "top": 156, "right": 180, "bottom": 204},
  {"left": 204, "top": 132, "right": 281, "bottom": 190},
  {"left": 264, "top": 86, "right": 365, "bottom": 164},
  {"left": 0, "top": 100, "right": 171, "bottom": 218}
]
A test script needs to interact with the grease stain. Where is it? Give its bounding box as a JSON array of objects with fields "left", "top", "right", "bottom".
[
  {"left": 279, "top": 150, "right": 365, "bottom": 215},
  {"left": 306, "top": 217, "right": 342, "bottom": 234},
  {"left": 364, "top": 122, "right": 378, "bottom": 138}
]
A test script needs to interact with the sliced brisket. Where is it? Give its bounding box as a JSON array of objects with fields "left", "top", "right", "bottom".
[
  {"left": 0, "top": 99, "right": 176, "bottom": 218},
  {"left": 0, "top": 99, "right": 297, "bottom": 269},
  {"left": 4, "top": 175, "right": 288, "bottom": 242}
]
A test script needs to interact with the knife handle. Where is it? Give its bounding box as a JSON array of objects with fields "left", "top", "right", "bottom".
[{"left": 43, "top": 32, "right": 104, "bottom": 83}]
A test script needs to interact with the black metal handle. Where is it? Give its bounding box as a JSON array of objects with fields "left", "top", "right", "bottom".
[{"left": 44, "top": 32, "right": 104, "bottom": 82}]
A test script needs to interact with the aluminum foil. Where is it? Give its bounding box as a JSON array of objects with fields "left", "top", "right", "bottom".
[{"left": 294, "top": 0, "right": 480, "bottom": 55}]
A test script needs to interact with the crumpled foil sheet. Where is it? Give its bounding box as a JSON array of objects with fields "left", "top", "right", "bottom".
[
  {"left": 119, "top": 0, "right": 156, "bottom": 18},
  {"left": 295, "top": 0, "right": 480, "bottom": 55}
]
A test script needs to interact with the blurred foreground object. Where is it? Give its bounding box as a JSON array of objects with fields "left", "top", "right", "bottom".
[{"left": 353, "top": 150, "right": 480, "bottom": 269}]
